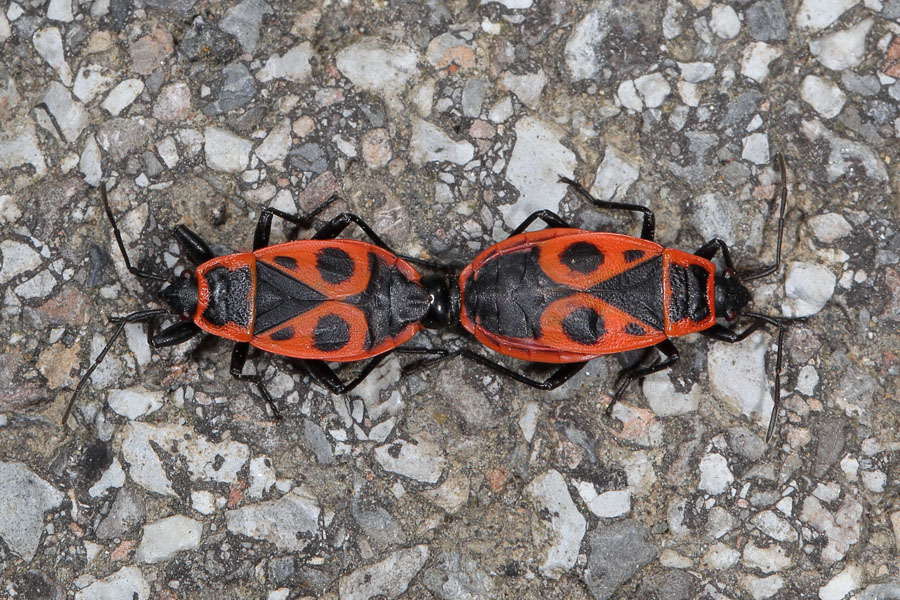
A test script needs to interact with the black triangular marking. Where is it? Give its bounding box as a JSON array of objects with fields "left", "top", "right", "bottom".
[
  {"left": 254, "top": 261, "right": 329, "bottom": 335},
  {"left": 587, "top": 255, "right": 665, "bottom": 331}
]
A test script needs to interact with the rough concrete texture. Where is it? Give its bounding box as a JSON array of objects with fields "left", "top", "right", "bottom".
[{"left": 1, "top": 0, "right": 898, "bottom": 598}]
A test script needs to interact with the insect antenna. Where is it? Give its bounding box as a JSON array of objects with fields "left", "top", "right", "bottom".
[
  {"left": 100, "top": 182, "right": 167, "bottom": 282},
  {"left": 738, "top": 153, "right": 788, "bottom": 282},
  {"left": 63, "top": 308, "right": 169, "bottom": 425}
]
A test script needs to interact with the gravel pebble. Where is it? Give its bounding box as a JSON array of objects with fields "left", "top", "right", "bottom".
[
  {"left": 0, "top": 462, "right": 65, "bottom": 561},
  {"left": 584, "top": 520, "right": 658, "bottom": 600},
  {"left": 374, "top": 435, "right": 446, "bottom": 483},
  {"left": 75, "top": 566, "right": 149, "bottom": 600},
  {"left": 819, "top": 564, "right": 862, "bottom": 600},
  {"left": 226, "top": 486, "right": 325, "bottom": 551},
  {"left": 797, "top": 0, "right": 859, "bottom": 30},
  {"left": 204, "top": 126, "right": 252, "bottom": 173},
  {"left": 503, "top": 116, "right": 576, "bottom": 228},
  {"left": 135, "top": 515, "right": 203, "bottom": 563},
  {"left": 152, "top": 82, "right": 191, "bottom": 121},
  {"left": 33, "top": 26, "right": 72, "bottom": 85},
  {"left": 800, "top": 75, "right": 846, "bottom": 119},
  {"left": 782, "top": 261, "right": 837, "bottom": 317},
  {"left": 220, "top": 0, "right": 272, "bottom": 53},
  {"left": 809, "top": 19, "right": 873, "bottom": 70},
  {"left": 699, "top": 454, "right": 734, "bottom": 495},
  {"left": 710, "top": 4, "right": 741, "bottom": 39},
  {"left": 0, "top": 240, "right": 43, "bottom": 284},
  {"left": 409, "top": 118, "right": 474, "bottom": 166},
  {"left": 336, "top": 38, "right": 420, "bottom": 112},
  {"left": 708, "top": 332, "right": 772, "bottom": 430},
  {"left": 73, "top": 64, "right": 116, "bottom": 103},
  {"left": 742, "top": 42, "right": 783, "bottom": 83},
  {"left": 257, "top": 42, "right": 314, "bottom": 83},
  {"left": 42, "top": 82, "right": 88, "bottom": 143},
  {"left": 338, "top": 545, "right": 430, "bottom": 600},
  {"left": 524, "top": 469, "right": 586, "bottom": 578},
  {"left": 102, "top": 78, "right": 144, "bottom": 116}
]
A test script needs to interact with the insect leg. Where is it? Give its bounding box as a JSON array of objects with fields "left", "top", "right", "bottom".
[
  {"left": 558, "top": 175, "right": 656, "bottom": 241},
  {"left": 300, "top": 355, "right": 387, "bottom": 394},
  {"left": 172, "top": 225, "right": 214, "bottom": 264},
  {"left": 312, "top": 213, "right": 446, "bottom": 270},
  {"left": 100, "top": 183, "right": 167, "bottom": 282},
  {"left": 149, "top": 321, "right": 202, "bottom": 347},
  {"left": 608, "top": 340, "right": 680, "bottom": 415},
  {"left": 63, "top": 308, "right": 170, "bottom": 425},
  {"left": 253, "top": 194, "right": 339, "bottom": 250},
  {"left": 508, "top": 210, "right": 573, "bottom": 236},
  {"left": 230, "top": 342, "right": 281, "bottom": 419},
  {"left": 402, "top": 349, "right": 588, "bottom": 390}
]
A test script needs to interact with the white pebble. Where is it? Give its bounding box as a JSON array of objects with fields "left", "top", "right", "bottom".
[
  {"left": 710, "top": 4, "right": 741, "bottom": 39},
  {"left": 809, "top": 19, "right": 873, "bottom": 71},
  {"left": 591, "top": 147, "right": 640, "bottom": 201},
  {"left": 678, "top": 61, "right": 716, "bottom": 83},
  {"left": 32, "top": 26, "right": 72, "bottom": 86},
  {"left": 818, "top": 564, "right": 862, "bottom": 600},
  {"left": 617, "top": 79, "right": 643, "bottom": 112},
  {"left": 204, "top": 126, "right": 252, "bottom": 173},
  {"left": 102, "top": 79, "right": 144, "bottom": 116},
  {"left": 634, "top": 72, "right": 671, "bottom": 108},
  {"left": 73, "top": 64, "right": 116, "bottom": 103},
  {"left": 742, "top": 42, "right": 783, "bottom": 83},
  {"left": 796, "top": 0, "right": 859, "bottom": 31},
  {"left": 800, "top": 75, "right": 846, "bottom": 119},
  {"left": 576, "top": 481, "right": 631, "bottom": 518},
  {"left": 135, "top": 515, "right": 203, "bottom": 563},
  {"left": 782, "top": 262, "right": 836, "bottom": 317},
  {"left": 796, "top": 365, "right": 820, "bottom": 396},
  {"left": 699, "top": 454, "right": 734, "bottom": 495},
  {"left": 742, "top": 132, "right": 770, "bottom": 165}
]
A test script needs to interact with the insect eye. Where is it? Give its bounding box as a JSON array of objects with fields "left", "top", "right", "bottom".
[
  {"left": 180, "top": 270, "right": 193, "bottom": 280},
  {"left": 725, "top": 309, "right": 737, "bottom": 321},
  {"left": 180, "top": 311, "right": 192, "bottom": 322},
  {"left": 724, "top": 268, "right": 734, "bottom": 279}
]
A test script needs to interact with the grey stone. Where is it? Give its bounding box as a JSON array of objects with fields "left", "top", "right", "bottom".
[
  {"left": 0, "top": 121, "right": 47, "bottom": 177},
  {"left": 0, "top": 462, "right": 65, "bottom": 561},
  {"left": 726, "top": 427, "right": 767, "bottom": 461},
  {"left": 584, "top": 520, "right": 658, "bottom": 600},
  {"left": 720, "top": 91, "right": 763, "bottom": 128},
  {"left": 96, "top": 487, "right": 146, "bottom": 539},
  {"left": 144, "top": 0, "right": 199, "bottom": 15},
  {"left": 177, "top": 16, "right": 238, "bottom": 63},
  {"left": 202, "top": 60, "right": 256, "bottom": 116},
  {"left": 338, "top": 545, "right": 429, "bottom": 600},
  {"left": 855, "top": 582, "right": 900, "bottom": 600},
  {"left": 226, "top": 486, "right": 323, "bottom": 552},
  {"left": 97, "top": 117, "right": 155, "bottom": 161},
  {"left": 220, "top": 0, "right": 273, "bottom": 54},
  {"left": 813, "top": 418, "right": 846, "bottom": 478},
  {"left": 422, "top": 552, "right": 495, "bottom": 600},
  {"left": 461, "top": 78, "right": 488, "bottom": 118},
  {"left": 637, "top": 569, "right": 698, "bottom": 600},
  {"left": 141, "top": 151, "right": 164, "bottom": 178},
  {"left": 351, "top": 496, "right": 407, "bottom": 548},
  {"left": 841, "top": 71, "right": 880, "bottom": 97},
  {"left": 303, "top": 419, "right": 334, "bottom": 465},
  {"left": 289, "top": 143, "right": 329, "bottom": 174},
  {"left": 746, "top": 0, "right": 787, "bottom": 41}
]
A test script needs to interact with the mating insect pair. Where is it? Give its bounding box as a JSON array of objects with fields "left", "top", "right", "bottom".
[{"left": 67, "top": 154, "right": 794, "bottom": 441}]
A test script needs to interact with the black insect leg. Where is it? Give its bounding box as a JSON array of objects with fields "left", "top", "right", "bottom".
[
  {"left": 172, "top": 225, "right": 214, "bottom": 264},
  {"left": 703, "top": 314, "right": 790, "bottom": 443},
  {"left": 402, "top": 349, "right": 588, "bottom": 390},
  {"left": 313, "top": 212, "right": 447, "bottom": 271},
  {"left": 558, "top": 176, "right": 656, "bottom": 241},
  {"left": 63, "top": 308, "right": 171, "bottom": 425},
  {"left": 229, "top": 342, "right": 281, "bottom": 419},
  {"left": 100, "top": 183, "right": 167, "bottom": 282},
  {"left": 608, "top": 339, "right": 680, "bottom": 415},
  {"left": 694, "top": 238, "right": 737, "bottom": 270},
  {"left": 508, "top": 210, "right": 573, "bottom": 236},
  {"left": 253, "top": 194, "right": 339, "bottom": 250},
  {"left": 738, "top": 153, "right": 788, "bottom": 282}
]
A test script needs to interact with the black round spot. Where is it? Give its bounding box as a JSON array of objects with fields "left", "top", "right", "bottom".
[
  {"left": 313, "top": 314, "right": 351, "bottom": 352},
  {"left": 274, "top": 255, "right": 298, "bottom": 270},
  {"left": 624, "top": 322, "right": 646, "bottom": 337},
  {"left": 271, "top": 326, "right": 294, "bottom": 341},
  {"left": 560, "top": 242, "right": 604, "bottom": 274},
  {"left": 562, "top": 307, "right": 604, "bottom": 346},
  {"left": 317, "top": 247, "right": 355, "bottom": 284}
]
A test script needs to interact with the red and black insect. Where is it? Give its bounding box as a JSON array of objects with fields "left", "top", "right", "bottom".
[
  {"left": 407, "top": 154, "right": 794, "bottom": 442},
  {"left": 64, "top": 184, "right": 449, "bottom": 424}
]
